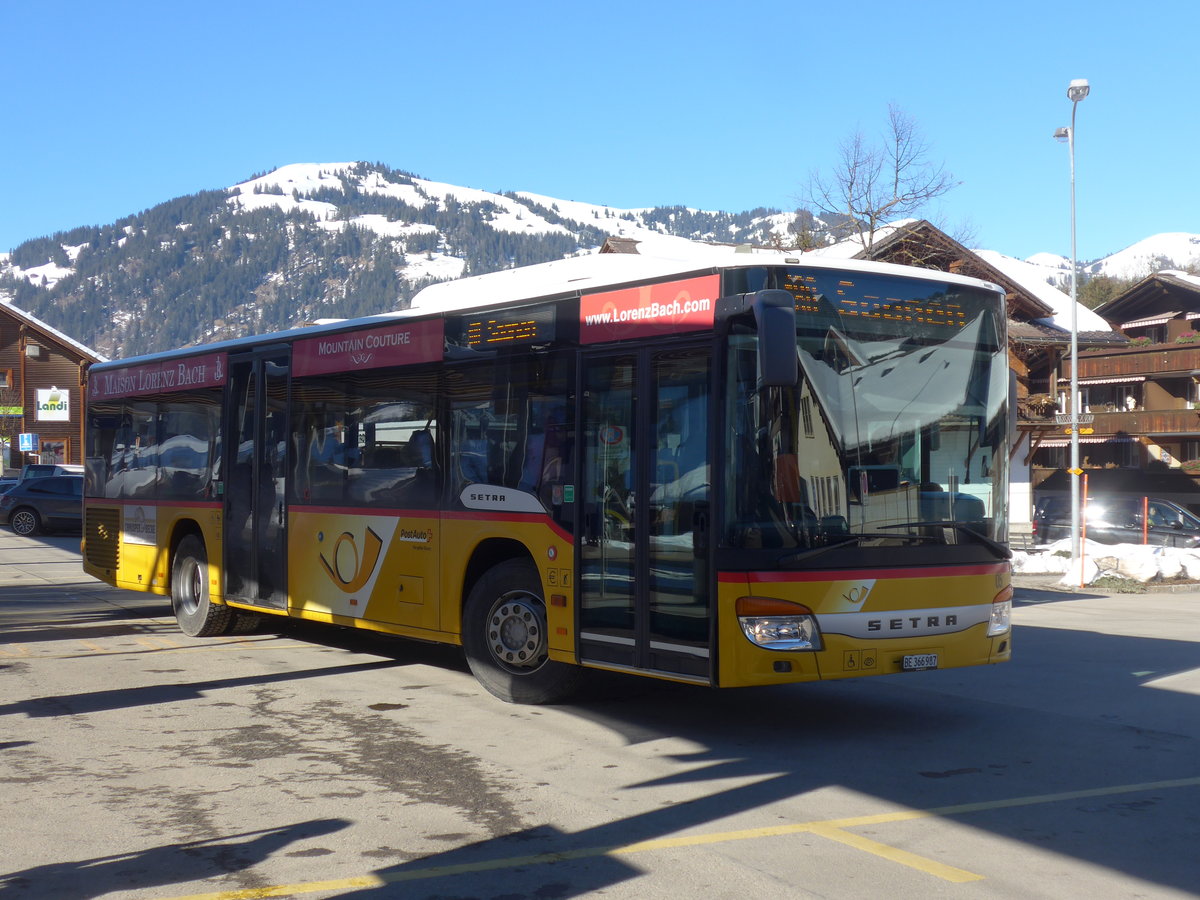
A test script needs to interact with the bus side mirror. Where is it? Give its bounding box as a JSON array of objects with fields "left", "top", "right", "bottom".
[{"left": 752, "top": 290, "right": 798, "bottom": 388}]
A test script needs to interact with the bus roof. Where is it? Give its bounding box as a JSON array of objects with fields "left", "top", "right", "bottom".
[{"left": 408, "top": 246, "right": 1003, "bottom": 313}]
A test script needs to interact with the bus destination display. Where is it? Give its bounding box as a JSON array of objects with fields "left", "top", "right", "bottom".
[
  {"left": 784, "top": 273, "right": 969, "bottom": 331},
  {"left": 464, "top": 305, "right": 555, "bottom": 349}
]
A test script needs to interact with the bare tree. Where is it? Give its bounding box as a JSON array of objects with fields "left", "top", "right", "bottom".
[{"left": 805, "top": 104, "right": 958, "bottom": 252}]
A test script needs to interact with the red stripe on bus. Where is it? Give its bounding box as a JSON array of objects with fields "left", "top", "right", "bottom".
[
  {"left": 442, "top": 510, "right": 574, "bottom": 545},
  {"left": 718, "top": 563, "right": 1009, "bottom": 583},
  {"left": 84, "top": 499, "right": 221, "bottom": 510},
  {"left": 288, "top": 506, "right": 574, "bottom": 545},
  {"left": 289, "top": 504, "right": 435, "bottom": 518}
]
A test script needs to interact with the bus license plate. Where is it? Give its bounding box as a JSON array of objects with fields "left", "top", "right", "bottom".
[{"left": 902, "top": 654, "right": 938, "bottom": 671}]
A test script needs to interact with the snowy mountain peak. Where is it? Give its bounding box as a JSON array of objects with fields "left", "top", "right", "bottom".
[{"left": 0, "top": 161, "right": 1195, "bottom": 359}]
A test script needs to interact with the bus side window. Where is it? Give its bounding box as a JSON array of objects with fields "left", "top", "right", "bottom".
[
  {"left": 347, "top": 402, "right": 437, "bottom": 507},
  {"left": 446, "top": 353, "right": 573, "bottom": 521},
  {"left": 453, "top": 409, "right": 490, "bottom": 486}
]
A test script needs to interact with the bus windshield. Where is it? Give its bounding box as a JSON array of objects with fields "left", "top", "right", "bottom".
[{"left": 723, "top": 269, "right": 1009, "bottom": 562}]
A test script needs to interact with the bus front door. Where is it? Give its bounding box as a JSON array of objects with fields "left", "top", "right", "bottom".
[
  {"left": 223, "top": 351, "right": 289, "bottom": 610},
  {"left": 579, "top": 346, "right": 712, "bottom": 682}
]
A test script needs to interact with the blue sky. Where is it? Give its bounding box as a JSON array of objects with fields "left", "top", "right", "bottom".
[{"left": 2, "top": 0, "right": 1196, "bottom": 262}]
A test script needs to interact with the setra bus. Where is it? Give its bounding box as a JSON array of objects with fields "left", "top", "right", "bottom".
[{"left": 82, "top": 250, "right": 1013, "bottom": 703}]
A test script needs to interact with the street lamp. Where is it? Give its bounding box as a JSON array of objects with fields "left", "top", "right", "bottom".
[{"left": 1056, "top": 78, "right": 1090, "bottom": 568}]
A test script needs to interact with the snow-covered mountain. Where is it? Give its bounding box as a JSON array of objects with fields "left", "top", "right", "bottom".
[
  {"left": 228, "top": 162, "right": 807, "bottom": 282},
  {"left": 978, "top": 234, "right": 1200, "bottom": 291},
  {"left": 228, "top": 164, "right": 1200, "bottom": 284},
  {"left": 0, "top": 161, "right": 1195, "bottom": 357}
]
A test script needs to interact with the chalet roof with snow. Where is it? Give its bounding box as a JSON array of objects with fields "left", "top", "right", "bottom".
[
  {"left": 845, "top": 220, "right": 1126, "bottom": 348},
  {"left": 1094, "top": 270, "right": 1200, "bottom": 327},
  {"left": 0, "top": 297, "right": 106, "bottom": 363}
]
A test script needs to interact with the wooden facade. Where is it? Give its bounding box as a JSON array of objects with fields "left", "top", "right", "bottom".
[
  {"left": 1062, "top": 272, "right": 1200, "bottom": 472},
  {"left": 0, "top": 301, "right": 103, "bottom": 472}
]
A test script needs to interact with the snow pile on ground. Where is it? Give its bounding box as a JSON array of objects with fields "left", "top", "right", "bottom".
[{"left": 1013, "top": 540, "right": 1200, "bottom": 587}]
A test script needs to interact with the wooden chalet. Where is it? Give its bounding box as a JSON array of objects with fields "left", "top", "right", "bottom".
[
  {"left": 1066, "top": 271, "right": 1200, "bottom": 484},
  {"left": 0, "top": 299, "right": 104, "bottom": 473}
]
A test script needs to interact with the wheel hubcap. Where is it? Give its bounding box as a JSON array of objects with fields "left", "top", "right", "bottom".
[
  {"left": 180, "top": 561, "right": 202, "bottom": 614},
  {"left": 487, "top": 592, "right": 547, "bottom": 671}
]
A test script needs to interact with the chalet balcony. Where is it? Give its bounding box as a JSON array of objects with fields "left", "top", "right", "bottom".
[
  {"left": 1018, "top": 403, "right": 1200, "bottom": 437},
  {"left": 1080, "top": 408, "right": 1200, "bottom": 438},
  {"left": 1068, "top": 344, "right": 1200, "bottom": 380}
]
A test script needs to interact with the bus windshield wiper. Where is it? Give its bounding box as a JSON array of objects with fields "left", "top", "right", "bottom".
[
  {"left": 879, "top": 521, "right": 1011, "bottom": 559},
  {"left": 778, "top": 532, "right": 936, "bottom": 566}
]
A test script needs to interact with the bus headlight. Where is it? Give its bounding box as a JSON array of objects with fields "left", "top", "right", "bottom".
[
  {"left": 736, "top": 597, "right": 822, "bottom": 651},
  {"left": 988, "top": 586, "right": 1013, "bottom": 637}
]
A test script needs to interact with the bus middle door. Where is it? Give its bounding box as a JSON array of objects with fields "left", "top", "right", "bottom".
[
  {"left": 579, "top": 345, "right": 713, "bottom": 683},
  {"left": 223, "top": 350, "right": 289, "bottom": 610}
]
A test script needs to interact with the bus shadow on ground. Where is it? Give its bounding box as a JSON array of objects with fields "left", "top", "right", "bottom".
[
  {"left": 0, "top": 820, "right": 349, "bottom": 900},
  {"left": 0, "top": 657, "right": 406, "bottom": 719},
  {"left": 6, "top": 584, "right": 1198, "bottom": 897},
  {"left": 329, "top": 621, "right": 1200, "bottom": 899}
]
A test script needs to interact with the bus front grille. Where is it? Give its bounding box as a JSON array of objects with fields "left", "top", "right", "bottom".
[{"left": 85, "top": 507, "right": 121, "bottom": 572}]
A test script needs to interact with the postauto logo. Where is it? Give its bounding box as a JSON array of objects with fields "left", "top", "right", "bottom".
[{"left": 319, "top": 527, "right": 384, "bottom": 593}]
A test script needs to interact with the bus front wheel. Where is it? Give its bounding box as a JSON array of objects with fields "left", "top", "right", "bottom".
[
  {"left": 462, "top": 559, "right": 582, "bottom": 704},
  {"left": 171, "top": 535, "right": 232, "bottom": 638}
]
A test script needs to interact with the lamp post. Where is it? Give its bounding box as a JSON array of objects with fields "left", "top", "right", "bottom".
[{"left": 1056, "top": 78, "right": 1090, "bottom": 566}]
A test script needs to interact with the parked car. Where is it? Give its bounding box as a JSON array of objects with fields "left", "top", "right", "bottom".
[
  {"left": 0, "top": 476, "right": 18, "bottom": 495},
  {"left": 0, "top": 475, "right": 83, "bottom": 535},
  {"left": 19, "top": 463, "right": 84, "bottom": 481},
  {"left": 1033, "top": 494, "right": 1200, "bottom": 548}
]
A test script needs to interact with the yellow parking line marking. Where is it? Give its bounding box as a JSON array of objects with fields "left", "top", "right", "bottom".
[
  {"left": 155, "top": 775, "right": 1200, "bottom": 900},
  {"left": 805, "top": 822, "right": 981, "bottom": 882},
  {"left": 0, "top": 644, "right": 30, "bottom": 657},
  {"left": 136, "top": 636, "right": 181, "bottom": 650},
  {"left": 79, "top": 640, "right": 107, "bottom": 653}
]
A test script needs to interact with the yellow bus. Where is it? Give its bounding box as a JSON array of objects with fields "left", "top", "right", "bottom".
[{"left": 82, "top": 250, "right": 1012, "bottom": 703}]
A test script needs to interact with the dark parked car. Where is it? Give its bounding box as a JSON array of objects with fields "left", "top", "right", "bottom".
[
  {"left": 1033, "top": 494, "right": 1200, "bottom": 548},
  {"left": 19, "top": 463, "right": 84, "bottom": 481},
  {"left": 0, "top": 475, "right": 83, "bottom": 536}
]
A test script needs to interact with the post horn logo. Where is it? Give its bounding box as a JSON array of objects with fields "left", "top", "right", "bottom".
[{"left": 319, "top": 527, "right": 384, "bottom": 593}]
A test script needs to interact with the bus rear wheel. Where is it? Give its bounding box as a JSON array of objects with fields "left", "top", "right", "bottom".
[
  {"left": 171, "top": 535, "right": 232, "bottom": 637},
  {"left": 463, "top": 558, "right": 582, "bottom": 704}
]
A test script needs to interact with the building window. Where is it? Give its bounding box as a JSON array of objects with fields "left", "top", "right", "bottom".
[
  {"left": 1189, "top": 380, "right": 1200, "bottom": 410},
  {"left": 0, "top": 369, "right": 10, "bottom": 389},
  {"left": 800, "top": 396, "right": 814, "bottom": 437}
]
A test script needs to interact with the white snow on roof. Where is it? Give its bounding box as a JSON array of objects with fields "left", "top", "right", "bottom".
[
  {"left": 1162, "top": 269, "right": 1200, "bottom": 290},
  {"left": 974, "top": 249, "right": 1112, "bottom": 332},
  {"left": 806, "top": 220, "right": 919, "bottom": 259},
  {"left": 0, "top": 293, "right": 107, "bottom": 362}
]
